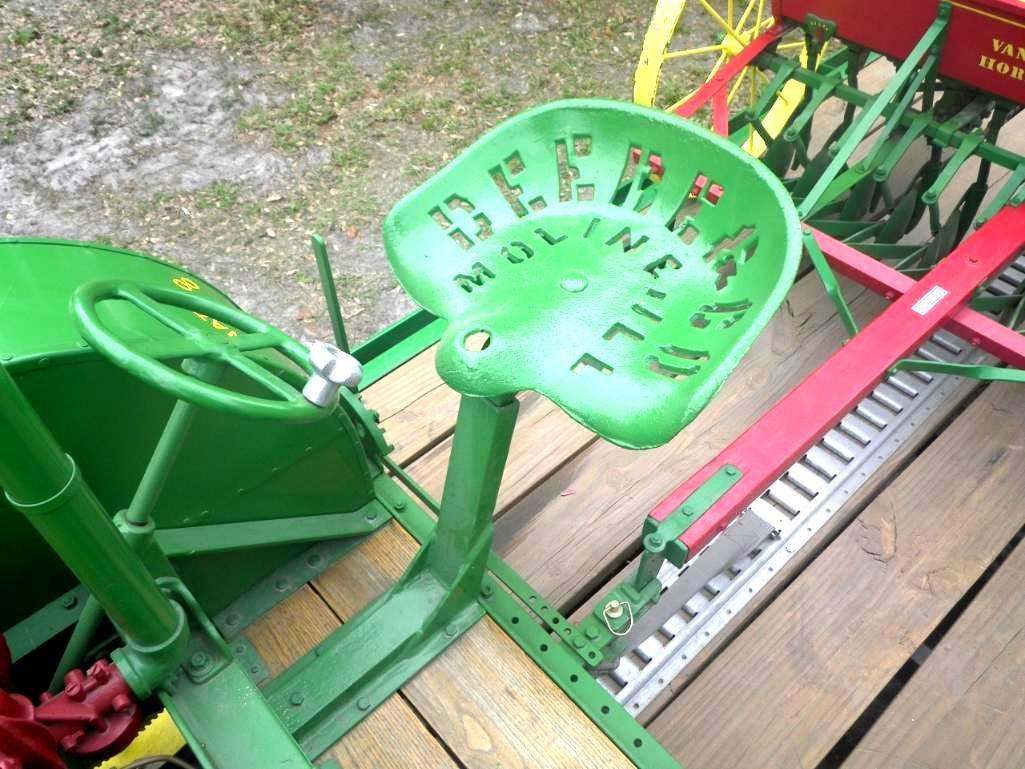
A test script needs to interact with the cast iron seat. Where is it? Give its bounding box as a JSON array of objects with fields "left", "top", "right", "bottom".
[{"left": 384, "top": 99, "right": 802, "bottom": 449}]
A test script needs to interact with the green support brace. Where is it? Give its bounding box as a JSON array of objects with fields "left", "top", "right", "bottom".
[
  {"left": 262, "top": 393, "right": 518, "bottom": 758},
  {"left": 0, "top": 363, "right": 188, "bottom": 697},
  {"left": 797, "top": 5, "right": 950, "bottom": 218}
]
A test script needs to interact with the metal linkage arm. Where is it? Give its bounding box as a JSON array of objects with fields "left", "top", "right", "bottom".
[
  {"left": 0, "top": 365, "right": 188, "bottom": 697},
  {"left": 649, "top": 203, "right": 1025, "bottom": 559}
]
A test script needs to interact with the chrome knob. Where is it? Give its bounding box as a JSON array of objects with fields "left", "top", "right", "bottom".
[{"left": 302, "top": 341, "right": 362, "bottom": 407}]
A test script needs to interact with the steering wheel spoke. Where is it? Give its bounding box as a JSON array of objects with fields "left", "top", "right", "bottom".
[
  {"left": 218, "top": 347, "right": 305, "bottom": 404},
  {"left": 117, "top": 285, "right": 195, "bottom": 336}
]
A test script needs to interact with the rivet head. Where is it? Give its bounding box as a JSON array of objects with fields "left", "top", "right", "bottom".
[
  {"left": 289, "top": 692, "right": 305, "bottom": 707},
  {"left": 357, "top": 697, "right": 371, "bottom": 711},
  {"left": 724, "top": 466, "right": 738, "bottom": 477},
  {"left": 275, "top": 578, "right": 289, "bottom": 591}
]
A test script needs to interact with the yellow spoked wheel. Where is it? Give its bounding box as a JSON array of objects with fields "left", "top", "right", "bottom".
[{"left": 634, "top": 0, "right": 818, "bottom": 157}]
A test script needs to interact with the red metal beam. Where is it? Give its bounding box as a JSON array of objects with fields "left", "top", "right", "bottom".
[
  {"left": 674, "top": 26, "right": 785, "bottom": 119},
  {"left": 814, "top": 228, "right": 1025, "bottom": 370},
  {"left": 650, "top": 205, "right": 1025, "bottom": 557}
]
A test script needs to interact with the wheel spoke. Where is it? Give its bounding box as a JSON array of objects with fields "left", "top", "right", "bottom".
[
  {"left": 119, "top": 286, "right": 193, "bottom": 336},
  {"left": 726, "top": 67, "right": 748, "bottom": 104},
  {"left": 230, "top": 331, "right": 283, "bottom": 353},
  {"left": 734, "top": 0, "right": 759, "bottom": 36},
  {"left": 696, "top": 0, "right": 746, "bottom": 47},
  {"left": 727, "top": 0, "right": 734, "bottom": 26},
  {"left": 219, "top": 349, "right": 303, "bottom": 403},
  {"left": 663, "top": 43, "right": 726, "bottom": 60},
  {"left": 777, "top": 41, "right": 808, "bottom": 50}
]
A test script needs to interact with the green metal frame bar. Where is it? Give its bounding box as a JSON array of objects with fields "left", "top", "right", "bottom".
[
  {"left": 383, "top": 461, "right": 683, "bottom": 769},
  {"left": 159, "top": 579, "right": 314, "bottom": 769},
  {"left": 803, "top": 229, "right": 859, "bottom": 337},
  {"left": 0, "top": 363, "right": 188, "bottom": 697},
  {"left": 258, "top": 394, "right": 518, "bottom": 759},
  {"left": 311, "top": 234, "right": 351, "bottom": 353},
  {"left": 761, "top": 67, "right": 1022, "bottom": 174},
  {"left": 893, "top": 358, "right": 1025, "bottom": 383},
  {"left": 796, "top": 5, "right": 950, "bottom": 218},
  {"left": 352, "top": 311, "right": 445, "bottom": 390},
  {"left": 155, "top": 501, "right": 388, "bottom": 557}
]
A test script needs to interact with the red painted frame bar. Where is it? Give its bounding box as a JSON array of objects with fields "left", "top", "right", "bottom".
[
  {"left": 815, "top": 228, "right": 1025, "bottom": 370},
  {"left": 673, "top": 26, "right": 785, "bottom": 119},
  {"left": 650, "top": 204, "right": 1025, "bottom": 557}
]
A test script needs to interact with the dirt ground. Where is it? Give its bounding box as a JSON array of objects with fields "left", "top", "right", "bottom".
[{"left": 1, "top": 0, "right": 715, "bottom": 345}]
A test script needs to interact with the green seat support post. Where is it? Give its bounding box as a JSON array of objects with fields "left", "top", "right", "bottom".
[{"left": 384, "top": 99, "right": 802, "bottom": 449}]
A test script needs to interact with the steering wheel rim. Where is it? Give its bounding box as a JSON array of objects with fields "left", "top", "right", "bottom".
[{"left": 72, "top": 279, "right": 325, "bottom": 422}]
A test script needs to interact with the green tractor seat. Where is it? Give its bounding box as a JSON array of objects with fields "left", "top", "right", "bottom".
[{"left": 384, "top": 99, "right": 801, "bottom": 449}]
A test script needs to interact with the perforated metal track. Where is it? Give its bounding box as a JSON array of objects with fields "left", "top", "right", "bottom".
[{"left": 596, "top": 254, "right": 1025, "bottom": 715}]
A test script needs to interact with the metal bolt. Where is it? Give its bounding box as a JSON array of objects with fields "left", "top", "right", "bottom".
[
  {"left": 289, "top": 692, "right": 305, "bottom": 707},
  {"left": 365, "top": 509, "right": 379, "bottom": 522},
  {"left": 573, "top": 637, "right": 586, "bottom": 650},
  {"left": 585, "top": 626, "right": 600, "bottom": 640},
  {"left": 189, "top": 652, "right": 209, "bottom": 671},
  {"left": 445, "top": 623, "right": 458, "bottom": 638},
  {"left": 0, "top": 353, "right": 12, "bottom": 362},
  {"left": 275, "top": 578, "right": 289, "bottom": 591},
  {"left": 250, "top": 666, "right": 261, "bottom": 675},
  {"left": 306, "top": 553, "right": 323, "bottom": 568},
  {"left": 61, "top": 595, "right": 78, "bottom": 610},
  {"left": 357, "top": 697, "right": 371, "bottom": 711},
  {"left": 647, "top": 534, "right": 663, "bottom": 548},
  {"left": 225, "top": 612, "right": 241, "bottom": 626},
  {"left": 480, "top": 584, "right": 494, "bottom": 599},
  {"left": 394, "top": 499, "right": 407, "bottom": 511},
  {"left": 724, "top": 466, "right": 738, "bottom": 477},
  {"left": 605, "top": 600, "right": 624, "bottom": 620}
]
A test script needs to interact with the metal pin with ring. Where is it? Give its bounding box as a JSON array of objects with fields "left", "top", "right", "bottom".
[{"left": 602, "top": 599, "right": 634, "bottom": 637}]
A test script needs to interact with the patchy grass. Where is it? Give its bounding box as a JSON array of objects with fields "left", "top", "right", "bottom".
[{"left": 2, "top": 0, "right": 717, "bottom": 344}]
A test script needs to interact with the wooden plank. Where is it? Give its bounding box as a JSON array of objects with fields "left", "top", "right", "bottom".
[
  {"left": 407, "top": 390, "right": 596, "bottom": 512},
  {"left": 491, "top": 272, "right": 880, "bottom": 612},
  {"left": 246, "top": 585, "right": 459, "bottom": 769},
  {"left": 649, "top": 381, "right": 1025, "bottom": 769},
  {"left": 842, "top": 535, "right": 1025, "bottom": 769},
  {"left": 361, "top": 346, "right": 461, "bottom": 466},
  {"left": 312, "top": 521, "right": 635, "bottom": 769}
]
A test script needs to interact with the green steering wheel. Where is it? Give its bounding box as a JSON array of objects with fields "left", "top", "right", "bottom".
[{"left": 72, "top": 279, "right": 325, "bottom": 422}]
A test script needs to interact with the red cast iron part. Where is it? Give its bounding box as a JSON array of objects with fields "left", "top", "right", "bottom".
[
  {"left": 0, "top": 690, "right": 63, "bottom": 769},
  {"left": 35, "top": 660, "right": 141, "bottom": 757}
]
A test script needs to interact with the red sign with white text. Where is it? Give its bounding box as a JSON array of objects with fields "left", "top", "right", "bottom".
[{"left": 774, "top": 0, "right": 1025, "bottom": 105}]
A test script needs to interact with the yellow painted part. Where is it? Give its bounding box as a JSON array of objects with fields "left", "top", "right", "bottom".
[
  {"left": 634, "top": 0, "right": 688, "bottom": 107},
  {"left": 633, "top": 0, "right": 814, "bottom": 158},
  {"left": 93, "top": 710, "right": 186, "bottom": 769}
]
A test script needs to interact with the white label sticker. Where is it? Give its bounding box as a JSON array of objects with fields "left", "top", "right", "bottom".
[{"left": 911, "top": 286, "right": 949, "bottom": 316}]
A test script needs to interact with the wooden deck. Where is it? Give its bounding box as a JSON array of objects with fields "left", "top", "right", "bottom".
[{"left": 240, "top": 90, "right": 1025, "bottom": 769}]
